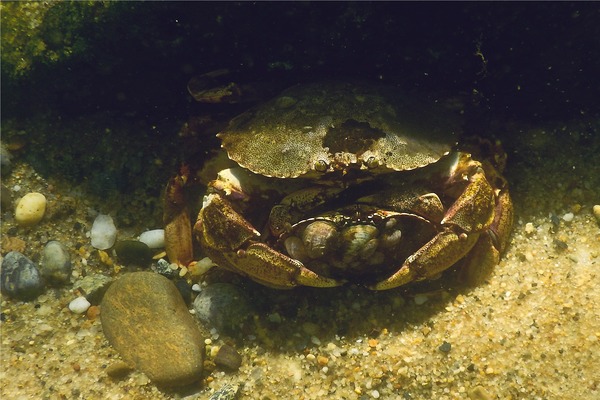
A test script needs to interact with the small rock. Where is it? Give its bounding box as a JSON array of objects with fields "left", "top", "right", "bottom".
[
  {"left": 73, "top": 274, "right": 112, "bottom": 305},
  {"left": 1, "top": 184, "right": 12, "bottom": 211},
  {"left": 90, "top": 214, "right": 117, "bottom": 250},
  {"left": 193, "top": 283, "right": 254, "bottom": 334},
  {"left": 138, "top": 229, "right": 165, "bottom": 249},
  {"left": 68, "top": 296, "right": 91, "bottom": 314},
  {"left": 210, "top": 383, "right": 240, "bottom": 400},
  {"left": 40, "top": 240, "right": 72, "bottom": 284},
  {"left": 524, "top": 222, "right": 535, "bottom": 235},
  {"left": 114, "top": 240, "right": 152, "bottom": 267},
  {"left": 101, "top": 272, "right": 205, "bottom": 387},
  {"left": 562, "top": 212, "right": 574, "bottom": 222},
  {"left": 154, "top": 258, "right": 178, "bottom": 279},
  {"left": 593, "top": 205, "right": 600, "bottom": 223},
  {"left": 438, "top": 341, "right": 452, "bottom": 353},
  {"left": 414, "top": 293, "right": 429, "bottom": 305},
  {"left": 214, "top": 344, "right": 243, "bottom": 371},
  {"left": 0, "top": 251, "right": 44, "bottom": 300},
  {"left": 106, "top": 361, "right": 134, "bottom": 380},
  {"left": 14, "top": 192, "right": 46, "bottom": 226}
]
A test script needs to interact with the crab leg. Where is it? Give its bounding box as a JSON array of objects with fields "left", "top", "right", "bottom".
[
  {"left": 371, "top": 166, "right": 497, "bottom": 290},
  {"left": 196, "top": 193, "right": 342, "bottom": 288},
  {"left": 370, "top": 229, "right": 479, "bottom": 290}
]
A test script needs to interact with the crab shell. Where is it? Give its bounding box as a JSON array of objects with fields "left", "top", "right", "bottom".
[
  {"left": 187, "top": 82, "right": 513, "bottom": 290},
  {"left": 217, "top": 81, "right": 461, "bottom": 178}
]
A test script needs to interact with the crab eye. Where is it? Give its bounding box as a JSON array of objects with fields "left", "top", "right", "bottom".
[
  {"left": 365, "top": 156, "right": 379, "bottom": 169},
  {"left": 314, "top": 159, "right": 329, "bottom": 172}
]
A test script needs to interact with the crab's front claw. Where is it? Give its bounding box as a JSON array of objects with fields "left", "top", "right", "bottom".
[
  {"left": 370, "top": 229, "right": 479, "bottom": 290},
  {"left": 196, "top": 193, "right": 342, "bottom": 289}
]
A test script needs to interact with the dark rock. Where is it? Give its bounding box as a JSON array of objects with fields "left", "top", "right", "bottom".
[
  {"left": 193, "top": 283, "right": 254, "bottom": 335},
  {"left": 40, "top": 240, "right": 72, "bottom": 284},
  {"left": 214, "top": 344, "right": 243, "bottom": 371},
  {"left": 106, "top": 361, "right": 134, "bottom": 380},
  {"left": 114, "top": 240, "right": 152, "bottom": 267},
  {"left": 1, "top": 251, "right": 44, "bottom": 300},
  {"left": 100, "top": 271, "right": 205, "bottom": 387}
]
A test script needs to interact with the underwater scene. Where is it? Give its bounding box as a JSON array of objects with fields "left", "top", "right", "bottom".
[{"left": 1, "top": 3, "right": 599, "bottom": 399}]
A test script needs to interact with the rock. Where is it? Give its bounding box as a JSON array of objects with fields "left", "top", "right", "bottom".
[
  {"left": 593, "top": 205, "right": 600, "bottom": 223},
  {"left": 210, "top": 383, "right": 240, "bottom": 400},
  {"left": 106, "top": 361, "right": 134, "bottom": 380},
  {"left": 73, "top": 273, "right": 112, "bottom": 305},
  {"left": 68, "top": 296, "right": 91, "bottom": 314},
  {"left": 214, "top": 344, "right": 243, "bottom": 371},
  {"left": 14, "top": 192, "right": 46, "bottom": 226},
  {"left": 40, "top": 240, "right": 72, "bottom": 284},
  {"left": 114, "top": 240, "right": 152, "bottom": 267},
  {"left": 90, "top": 214, "right": 117, "bottom": 250},
  {"left": 138, "top": 229, "right": 165, "bottom": 249},
  {"left": 193, "top": 283, "right": 254, "bottom": 334},
  {"left": 1, "top": 184, "right": 12, "bottom": 211},
  {"left": 101, "top": 272, "right": 205, "bottom": 387},
  {"left": 1, "top": 251, "right": 44, "bottom": 300}
]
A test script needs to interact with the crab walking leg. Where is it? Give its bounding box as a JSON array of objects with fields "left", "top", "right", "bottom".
[
  {"left": 164, "top": 173, "right": 194, "bottom": 266},
  {"left": 197, "top": 193, "right": 341, "bottom": 288},
  {"left": 370, "top": 229, "right": 479, "bottom": 290}
]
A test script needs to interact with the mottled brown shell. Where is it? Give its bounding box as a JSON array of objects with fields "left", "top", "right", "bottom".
[{"left": 218, "top": 81, "right": 460, "bottom": 178}]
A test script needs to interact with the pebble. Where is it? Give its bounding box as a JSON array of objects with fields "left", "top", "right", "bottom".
[
  {"left": 138, "top": 229, "right": 165, "bottom": 248},
  {"left": 106, "top": 361, "right": 134, "bottom": 380},
  {"left": 101, "top": 272, "right": 205, "bottom": 387},
  {"left": 214, "top": 344, "right": 243, "bottom": 371},
  {"left": 90, "top": 214, "right": 117, "bottom": 250},
  {"left": 73, "top": 273, "right": 112, "bottom": 305},
  {"left": 0, "top": 251, "right": 44, "bottom": 301},
  {"left": 524, "top": 222, "right": 535, "bottom": 235},
  {"left": 562, "top": 212, "right": 574, "bottom": 222},
  {"left": 14, "top": 192, "right": 47, "bottom": 226},
  {"left": 193, "top": 283, "right": 254, "bottom": 334},
  {"left": 40, "top": 240, "right": 72, "bottom": 284},
  {"left": 114, "top": 240, "right": 152, "bottom": 266},
  {"left": 593, "top": 205, "right": 600, "bottom": 223},
  {"left": 414, "top": 293, "right": 429, "bottom": 305},
  {"left": 209, "top": 383, "right": 240, "bottom": 400},
  {"left": 68, "top": 296, "right": 91, "bottom": 314}
]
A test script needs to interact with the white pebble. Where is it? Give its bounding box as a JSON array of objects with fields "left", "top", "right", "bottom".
[
  {"left": 524, "top": 222, "right": 535, "bottom": 235},
  {"left": 90, "top": 214, "right": 117, "bottom": 250},
  {"left": 191, "top": 283, "right": 202, "bottom": 292},
  {"left": 562, "top": 212, "right": 574, "bottom": 222},
  {"left": 371, "top": 390, "right": 380, "bottom": 398},
  {"left": 15, "top": 192, "right": 47, "bottom": 226},
  {"left": 593, "top": 205, "right": 600, "bottom": 223},
  {"left": 68, "top": 296, "right": 91, "bottom": 314},
  {"left": 138, "top": 229, "right": 165, "bottom": 248},
  {"left": 414, "top": 294, "right": 429, "bottom": 305}
]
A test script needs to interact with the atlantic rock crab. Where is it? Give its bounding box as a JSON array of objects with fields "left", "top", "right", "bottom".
[{"left": 165, "top": 81, "right": 513, "bottom": 290}]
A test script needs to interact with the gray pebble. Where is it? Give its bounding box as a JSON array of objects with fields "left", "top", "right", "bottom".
[
  {"left": 73, "top": 273, "right": 113, "bottom": 305},
  {"left": 193, "top": 283, "right": 254, "bottom": 335},
  {"left": 210, "top": 383, "right": 240, "bottom": 400},
  {"left": 40, "top": 240, "right": 72, "bottom": 284},
  {"left": 1, "top": 251, "right": 44, "bottom": 301}
]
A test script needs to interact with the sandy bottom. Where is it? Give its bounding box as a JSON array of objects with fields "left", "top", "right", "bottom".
[{"left": 1, "top": 118, "right": 599, "bottom": 399}]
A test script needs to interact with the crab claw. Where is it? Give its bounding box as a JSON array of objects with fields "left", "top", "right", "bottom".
[
  {"left": 196, "top": 193, "right": 342, "bottom": 289},
  {"left": 370, "top": 229, "right": 479, "bottom": 290}
]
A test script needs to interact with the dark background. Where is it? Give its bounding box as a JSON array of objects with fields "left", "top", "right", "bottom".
[{"left": 2, "top": 2, "right": 599, "bottom": 199}]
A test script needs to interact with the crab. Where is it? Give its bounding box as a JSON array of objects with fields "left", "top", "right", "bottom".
[{"left": 166, "top": 81, "right": 513, "bottom": 290}]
